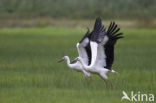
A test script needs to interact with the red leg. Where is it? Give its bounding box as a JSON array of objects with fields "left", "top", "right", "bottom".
[
  {"left": 104, "top": 80, "right": 108, "bottom": 87},
  {"left": 109, "top": 81, "right": 114, "bottom": 89},
  {"left": 90, "top": 77, "right": 94, "bottom": 83},
  {"left": 85, "top": 77, "right": 88, "bottom": 83}
]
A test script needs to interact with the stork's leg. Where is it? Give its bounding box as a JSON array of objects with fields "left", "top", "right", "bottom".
[
  {"left": 85, "top": 77, "right": 88, "bottom": 83},
  {"left": 109, "top": 81, "right": 114, "bottom": 89},
  {"left": 82, "top": 70, "right": 90, "bottom": 83},
  {"left": 104, "top": 80, "right": 108, "bottom": 87},
  {"left": 90, "top": 77, "right": 94, "bottom": 83},
  {"left": 99, "top": 73, "right": 108, "bottom": 87}
]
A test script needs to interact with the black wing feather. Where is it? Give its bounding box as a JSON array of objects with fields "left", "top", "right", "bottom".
[
  {"left": 90, "top": 17, "right": 106, "bottom": 43},
  {"left": 104, "top": 22, "right": 123, "bottom": 70},
  {"left": 85, "top": 44, "right": 92, "bottom": 65}
]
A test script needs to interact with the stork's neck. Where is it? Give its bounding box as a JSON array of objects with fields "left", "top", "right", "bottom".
[
  {"left": 78, "top": 42, "right": 98, "bottom": 70},
  {"left": 78, "top": 57, "right": 90, "bottom": 71},
  {"left": 65, "top": 56, "right": 75, "bottom": 68},
  {"left": 65, "top": 56, "right": 71, "bottom": 67}
]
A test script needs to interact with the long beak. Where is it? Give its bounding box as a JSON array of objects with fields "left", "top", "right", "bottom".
[
  {"left": 71, "top": 58, "right": 78, "bottom": 64},
  {"left": 58, "top": 58, "right": 65, "bottom": 63}
]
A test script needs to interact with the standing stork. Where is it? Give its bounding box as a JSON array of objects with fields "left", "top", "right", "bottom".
[
  {"left": 72, "top": 21, "right": 123, "bottom": 88},
  {"left": 58, "top": 18, "right": 103, "bottom": 82}
]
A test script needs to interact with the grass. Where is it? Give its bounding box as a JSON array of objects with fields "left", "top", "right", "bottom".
[{"left": 0, "top": 27, "right": 155, "bottom": 103}]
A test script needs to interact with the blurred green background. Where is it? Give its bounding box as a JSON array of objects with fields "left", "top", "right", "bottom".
[
  {"left": 0, "top": 0, "right": 156, "bottom": 103},
  {"left": 0, "top": 0, "right": 156, "bottom": 28},
  {"left": 1, "top": 0, "right": 156, "bottom": 19}
]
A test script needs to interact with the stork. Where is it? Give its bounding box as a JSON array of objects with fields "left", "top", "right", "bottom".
[
  {"left": 58, "top": 18, "right": 103, "bottom": 82},
  {"left": 72, "top": 20, "right": 123, "bottom": 88}
]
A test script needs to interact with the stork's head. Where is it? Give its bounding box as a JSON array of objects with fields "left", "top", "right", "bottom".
[
  {"left": 71, "top": 57, "right": 80, "bottom": 63},
  {"left": 58, "top": 56, "right": 68, "bottom": 63}
]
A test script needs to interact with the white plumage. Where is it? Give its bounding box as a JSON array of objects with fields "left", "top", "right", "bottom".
[
  {"left": 58, "top": 29, "right": 93, "bottom": 82},
  {"left": 59, "top": 18, "right": 123, "bottom": 87},
  {"left": 73, "top": 19, "right": 123, "bottom": 88}
]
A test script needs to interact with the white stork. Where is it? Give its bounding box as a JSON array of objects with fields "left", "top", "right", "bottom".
[
  {"left": 72, "top": 19, "right": 123, "bottom": 88},
  {"left": 58, "top": 19, "right": 102, "bottom": 82}
]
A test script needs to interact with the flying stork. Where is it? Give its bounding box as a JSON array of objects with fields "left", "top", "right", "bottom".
[
  {"left": 58, "top": 18, "right": 103, "bottom": 82},
  {"left": 72, "top": 20, "right": 123, "bottom": 88}
]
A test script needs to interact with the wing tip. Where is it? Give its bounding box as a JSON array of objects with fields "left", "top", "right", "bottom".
[{"left": 94, "top": 17, "right": 102, "bottom": 30}]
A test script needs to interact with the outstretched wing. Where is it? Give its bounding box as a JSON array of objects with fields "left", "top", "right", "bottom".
[
  {"left": 94, "top": 22, "right": 123, "bottom": 69},
  {"left": 77, "top": 29, "right": 92, "bottom": 65},
  {"left": 89, "top": 17, "right": 106, "bottom": 67},
  {"left": 104, "top": 22, "right": 123, "bottom": 69},
  {"left": 90, "top": 17, "right": 105, "bottom": 44}
]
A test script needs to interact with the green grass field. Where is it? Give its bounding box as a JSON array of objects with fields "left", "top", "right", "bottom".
[{"left": 0, "top": 27, "right": 155, "bottom": 103}]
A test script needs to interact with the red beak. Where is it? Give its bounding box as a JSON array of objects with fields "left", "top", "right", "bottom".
[
  {"left": 58, "top": 58, "right": 65, "bottom": 63},
  {"left": 71, "top": 58, "right": 78, "bottom": 63}
]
